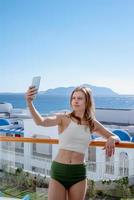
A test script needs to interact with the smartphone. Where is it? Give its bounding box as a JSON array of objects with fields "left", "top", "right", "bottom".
[{"left": 31, "top": 76, "right": 41, "bottom": 91}]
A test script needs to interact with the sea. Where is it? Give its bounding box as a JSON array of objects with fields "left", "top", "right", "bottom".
[{"left": 0, "top": 93, "right": 134, "bottom": 114}]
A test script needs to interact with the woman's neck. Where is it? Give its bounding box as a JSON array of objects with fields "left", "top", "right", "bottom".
[{"left": 74, "top": 111, "right": 84, "bottom": 119}]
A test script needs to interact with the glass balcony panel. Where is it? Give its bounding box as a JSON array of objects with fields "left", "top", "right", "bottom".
[
  {"left": 0, "top": 138, "right": 134, "bottom": 199},
  {"left": 0, "top": 141, "right": 53, "bottom": 199}
]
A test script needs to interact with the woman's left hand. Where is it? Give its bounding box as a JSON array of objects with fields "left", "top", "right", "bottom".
[{"left": 103, "top": 136, "right": 119, "bottom": 157}]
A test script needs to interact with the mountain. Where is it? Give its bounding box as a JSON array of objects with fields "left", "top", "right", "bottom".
[{"left": 40, "top": 84, "right": 118, "bottom": 96}]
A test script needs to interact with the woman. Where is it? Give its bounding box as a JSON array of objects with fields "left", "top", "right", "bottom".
[{"left": 26, "top": 86, "right": 120, "bottom": 200}]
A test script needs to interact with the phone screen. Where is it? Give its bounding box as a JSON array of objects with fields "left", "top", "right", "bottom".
[{"left": 31, "top": 76, "right": 41, "bottom": 90}]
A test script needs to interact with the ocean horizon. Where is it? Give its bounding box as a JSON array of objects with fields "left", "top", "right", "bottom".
[{"left": 0, "top": 93, "right": 134, "bottom": 114}]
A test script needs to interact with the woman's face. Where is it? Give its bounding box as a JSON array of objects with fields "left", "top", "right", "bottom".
[{"left": 71, "top": 91, "right": 86, "bottom": 112}]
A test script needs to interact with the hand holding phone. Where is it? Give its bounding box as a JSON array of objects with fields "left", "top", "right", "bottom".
[
  {"left": 30, "top": 76, "right": 41, "bottom": 99},
  {"left": 26, "top": 76, "right": 41, "bottom": 102},
  {"left": 31, "top": 76, "right": 41, "bottom": 91}
]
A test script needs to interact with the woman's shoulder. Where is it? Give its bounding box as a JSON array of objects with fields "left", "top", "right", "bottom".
[
  {"left": 55, "top": 111, "right": 71, "bottom": 121},
  {"left": 54, "top": 111, "right": 71, "bottom": 129}
]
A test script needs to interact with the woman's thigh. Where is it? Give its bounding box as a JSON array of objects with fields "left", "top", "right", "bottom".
[
  {"left": 68, "top": 179, "right": 87, "bottom": 200},
  {"left": 48, "top": 178, "right": 66, "bottom": 200}
]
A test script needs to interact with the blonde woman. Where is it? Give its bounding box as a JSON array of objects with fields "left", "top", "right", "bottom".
[{"left": 26, "top": 86, "right": 120, "bottom": 200}]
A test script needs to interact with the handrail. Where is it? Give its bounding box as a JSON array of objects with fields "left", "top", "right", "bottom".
[
  {"left": 0, "top": 136, "right": 134, "bottom": 148},
  {"left": 0, "top": 136, "right": 59, "bottom": 144},
  {"left": 90, "top": 140, "right": 134, "bottom": 148}
]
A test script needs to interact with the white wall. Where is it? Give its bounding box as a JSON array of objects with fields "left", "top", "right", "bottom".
[
  {"left": 96, "top": 109, "right": 134, "bottom": 124},
  {"left": 23, "top": 119, "right": 59, "bottom": 160}
]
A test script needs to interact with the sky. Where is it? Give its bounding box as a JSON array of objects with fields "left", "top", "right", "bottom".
[{"left": 0, "top": 0, "right": 134, "bottom": 94}]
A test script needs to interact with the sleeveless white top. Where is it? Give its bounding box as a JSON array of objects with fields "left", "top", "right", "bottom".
[{"left": 59, "top": 120, "right": 92, "bottom": 154}]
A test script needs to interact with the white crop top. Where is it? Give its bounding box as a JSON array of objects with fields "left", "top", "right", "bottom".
[{"left": 59, "top": 120, "right": 92, "bottom": 154}]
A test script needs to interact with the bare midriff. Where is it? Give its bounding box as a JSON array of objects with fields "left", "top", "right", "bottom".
[{"left": 54, "top": 149, "right": 85, "bottom": 164}]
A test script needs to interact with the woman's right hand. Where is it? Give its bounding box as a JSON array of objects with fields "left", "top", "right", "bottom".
[{"left": 25, "top": 86, "right": 38, "bottom": 103}]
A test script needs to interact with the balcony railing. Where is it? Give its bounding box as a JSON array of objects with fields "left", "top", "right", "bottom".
[{"left": 0, "top": 136, "right": 134, "bottom": 199}]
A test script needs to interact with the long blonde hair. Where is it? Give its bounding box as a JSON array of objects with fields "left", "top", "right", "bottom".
[{"left": 69, "top": 86, "right": 95, "bottom": 132}]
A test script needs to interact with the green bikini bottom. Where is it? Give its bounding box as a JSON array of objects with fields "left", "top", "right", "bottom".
[{"left": 50, "top": 161, "right": 87, "bottom": 190}]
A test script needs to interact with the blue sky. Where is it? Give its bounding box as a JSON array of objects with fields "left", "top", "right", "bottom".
[{"left": 0, "top": 0, "right": 134, "bottom": 94}]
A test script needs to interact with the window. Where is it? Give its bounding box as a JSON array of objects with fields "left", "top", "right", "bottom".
[
  {"left": 105, "top": 155, "right": 114, "bottom": 174},
  {"left": 119, "top": 152, "right": 129, "bottom": 176},
  {"left": 88, "top": 147, "right": 96, "bottom": 172}
]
